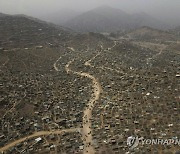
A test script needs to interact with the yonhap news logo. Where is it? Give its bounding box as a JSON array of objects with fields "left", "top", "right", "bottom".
[
  {"left": 127, "top": 136, "right": 143, "bottom": 149},
  {"left": 127, "top": 136, "right": 180, "bottom": 149}
]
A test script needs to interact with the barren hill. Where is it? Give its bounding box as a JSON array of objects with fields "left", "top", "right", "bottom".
[
  {"left": 0, "top": 13, "right": 71, "bottom": 49},
  {"left": 63, "top": 6, "right": 169, "bottom": 33},
  {"left": 123, "top": 26, "right": 176, "bottom": 41}
]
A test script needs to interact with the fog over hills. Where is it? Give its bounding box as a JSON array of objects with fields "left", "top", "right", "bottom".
[
  {"left": 63, "top": 6, "right": 132, "bottom": 32},
  {"left": 0, "top": 6, "right": 174, "bottom": 33},
  {"left": 1, "top": 0, "right": 180, "bottom": 28},
  {"left": 63, "top": 6, "right": 169, "bottom": 32},
  {"left": 38, "top": 8, "right": 82, "bottom": 25},
  {"left": 130, "top": 12, "right": 169, "bottom": 29},
  {"left": 0, "top": 13, "right": 8, "bottom": 17},
  {"left": 170, "top": 26, "right": 180, "bottom": 38}
]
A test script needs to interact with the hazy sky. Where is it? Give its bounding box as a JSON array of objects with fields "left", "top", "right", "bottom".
[{"left": 1, "top": 0, "right": 180, "bottom": 25}]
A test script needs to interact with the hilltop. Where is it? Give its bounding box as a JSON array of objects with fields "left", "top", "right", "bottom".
[
  {"left": 0, "top": 13, "right": 71, "bottom": 49},
  {"left": 63, "top": 6, "right": 169, "bottom": 32}
]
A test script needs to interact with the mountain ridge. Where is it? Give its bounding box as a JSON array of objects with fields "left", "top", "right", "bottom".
[{"left": 63, "top": 6, "right": 170, "bottom": 33}]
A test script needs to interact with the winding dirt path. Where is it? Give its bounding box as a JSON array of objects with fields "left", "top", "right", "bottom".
[
  {"left": 0, "top": 128, "right": 79, "bottom": 152},
  {"left": 0, "top": 49, "right": 77, "bottom": 153},
  {"left": 0, "top": 41, "right": 117, "bottom": 153},
  {"left": 54, "top": 56, "right": 62, "bottom": 71},
  {"left": 65, "top": 59, "right": 102, "bottom": 154},
  {"left": 145, "top": 44, "right": 167, "bottom": 66},
  {"left": 64, "top": 41, "right": 118, "bottom": 153}
]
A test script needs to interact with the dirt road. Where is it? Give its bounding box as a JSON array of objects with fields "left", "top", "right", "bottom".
[
  {"left": 0, "top": 42, "right": 116, "bottom": 153},
  {"left": 0, "top": 128, "right": 79, "bottom": 152},
  {"left": 65, "top": 59, "right": 102, "bottom": 154}
]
